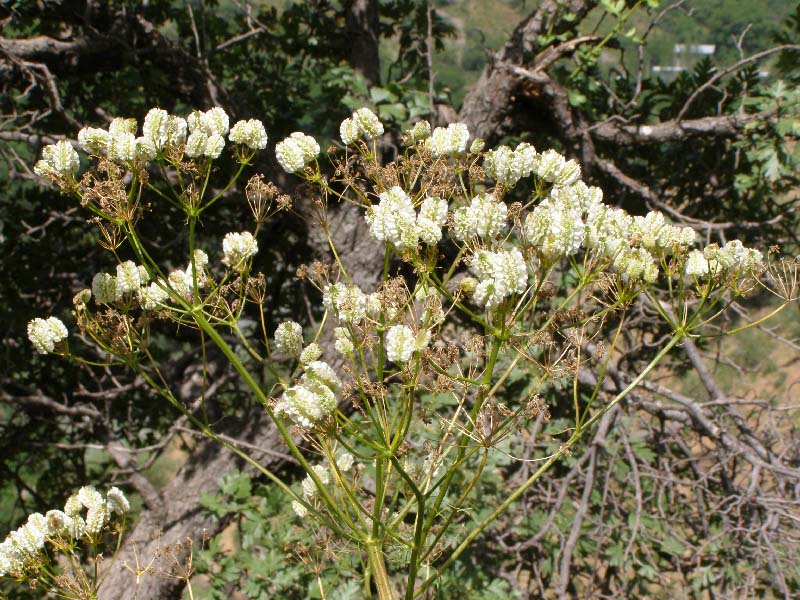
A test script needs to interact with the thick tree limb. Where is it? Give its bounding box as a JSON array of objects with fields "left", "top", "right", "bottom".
[
  {"left": 459, "top": 0, "right": 598, "bottom": 141},
  {"left": 590, "top": 112, "right": 774, "bottom": 145}
]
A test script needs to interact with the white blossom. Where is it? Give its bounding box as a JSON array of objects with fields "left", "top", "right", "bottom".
[
  {"left": 366, "top": 186, "right": 418, "bottom": 250},
  {"left": 78, "top": 127, "right": 111, "bottom": 155},
  {"left": 229, "top": 119, "right": 269, "bottom": 149},
  {"left": 470, "top": 248, "right": 529, "bottom": 308},
  {"left": 136, "top": 282, "right": 169, "bottom": 310},
  {"left": 427, "top": 123, "right": 470, "bottom": 157},
  {"left": 323, "top": 282, "right": 368, "bottom": 324},
  {"left": 77, "top": 486, "right": 104, "bottom": 510},
  {"left": 168, "top": 270, "right": 193, "bottom": 301},
  {"left": 300, "top": 343, "right": 322, "bottom": 366},
  {"left": 142, "top": 108, "right": 169, "bottom": 149},
  {"left": 34, "top": 140, "right": 80, "bottom": 180},
  {"left": 204, "top": 133, "right": 226, "bottom": 158},
  {"left": 631, "top": 211, "right": 696, "bottom": 255},
  {"left": 0, "top": 538, "right": 25, "bottom": 577},
  {"left": 106, "top": 487, "right": 130, "bottom": 515},
  {"left": 535, "top": 149, "right": 581, "bottom": 185},
  {"left": 27, "top": 317, "right": 68, "bottom": 354},
  {"left": 222, "top": 231, "right": 258, "bottom": 270},
  {"left": 115, "top": 260, "right": 142, "bottom": 297},
  {"left": 584, "top": 205, "right": 632, "bottom": 258},
  {"left": 45, "top": 510, "right": 72, "bottom": 537},
  {"left": 385, "top": 325, "right": 417, "bottom": 363},
  {"left": 336, "top": 451, "right": 355, "bottom": 472},
  {"left": 302, "top": 464, "right": 330, "bottom": 499},
  {"left": 408, "top": 120, "right": 431, "bottom": 142},
  {"left": 340, "top": 117, "right": 360, "bottom": 146},
  {"left": 85, "top": 503, "right": 109, "bottom": 536},
  {"left": 188, "top": 107, "right": 230, "bottom": 137},
  {"left": 109, "top": 131, "right": 137, "bottom": 163},
  {"left": 184, "top": 130, "right": 208, "bottom": 158},
  {"left": 276, "top": 132, "right": 319, "bottom": 172},
  {"left": 451, "top": 193, "right": 508, "bottom": 241},
  {"left": 614, "top": 246, "right": 659, "bottom": 283},
  {"left": 109, "top": 117, "right": 137, "bottom": 136},
  {"left": 291, "top": 500, "right": 308, "bottom": 518},
  {"left": 333, "top": 327, "right": 355, "bottom": 355},
  {"left": 685, "top": 249, "right": 710, "bottom": 277},
  {"left": 275, "top": 359, "right": 341, "bottom": 429},
  {"left": 135, "top": 136, "right": 158, "bottom": 162},
  {"left": 164, "top": 115, "right": 188, "bottom": 148},
  {"left": 524, "top": 198, "right": 584, "bottom": 261},
  {"left": 353, "top": 107, "right": 384, "bottom": 139},
  {"left": 483, "top": 142, "right": 537, "bottom": 186},
  {"left": 64, "top": 494, "right": 82, "bottom": 517},
  {"left": 275, "top": 321, "right": 304, "bottom": 357}
]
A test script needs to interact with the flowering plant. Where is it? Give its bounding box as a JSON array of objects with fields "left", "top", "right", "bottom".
[
  {"left": 19, "top": 104, "right": 795, "bottom": 599},
  {"left": 0, "top": 486, "right": 129, "bottom": 599}
]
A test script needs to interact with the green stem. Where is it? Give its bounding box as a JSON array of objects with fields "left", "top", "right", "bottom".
[
  {"left": 414, "top": 332, "right": 684, "bottom": 597},
  {"left": 366, "top": 539, "right": 396, "bottom": 600}
]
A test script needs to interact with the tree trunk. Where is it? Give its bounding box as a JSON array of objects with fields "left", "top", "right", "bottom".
[{"left": 345, "top": 0, "right": 381, "bottom": 87}]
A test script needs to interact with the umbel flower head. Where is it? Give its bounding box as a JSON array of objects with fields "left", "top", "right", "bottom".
[
  {"left": 385, "top": 325, "right": 430, "bottom": 363},
  {"left": 470, "top": 248, "right": 529, "bottom": 308},
  {"left": 275, "top": 359, "right": 342, "bottom": 429},
  {"left": 274, "top": 321, "right": 304, "bottom": 357},
  {"left": 340, "top": 107, "right": 384, "bottom": 146},
  {"left": 427, "top": 123, "right": 470, "bottom": 157},
  {"left": 33, "top": 140, "right": 80, "bottom": 181},
  {"left": 222, "top": 231, "right": 259, "bottom": 271},
  {"left": 27, "top": 317, "right": 68, "bottom": 354},
  {"left": 276, "top": 132, "right": 320, "bottom": 173},
  {"left": 452, "top": 193, "right": 509, "bottom": 242},
  {"left": 0, "top": 486, "right": 129, "bottom": 578},
  {"left": 229, "top": 119, "right": 269, "bottom": 150},
  {"left": 366, "top": 186, "right": 418, "bottom": 251},
  {"left": 483, "top": 142, "right": 537, "bottom": 186}
]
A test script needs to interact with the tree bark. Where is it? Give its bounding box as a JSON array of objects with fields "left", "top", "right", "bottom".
[{"left": 344, "top": 0, "right": 381, "bottom": 87}]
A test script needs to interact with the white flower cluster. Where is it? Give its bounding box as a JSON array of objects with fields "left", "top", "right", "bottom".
[
  {"left": 535, "top": 149, "right": 582, "bottom": 185},
  {"left": 92, "top": 261, "right": 150, "bottom": 304},
  {"left": 613, "top": 246, "right": 659, "bottom": 283},
  {"left": 164, "top": 249, "right": 210, "bottom": 303},
  {"left": 33, "top": 140, "right": 80, "bottom": 181},
  {"left": 229, "top": 118, "right": 269, "bottom": 150},
  {"left": 323, "top": 283, "right": 368, "bottom": 324},
  {"left": 27, "top": 317, "right": 68, "bottom": 354},
  {"left": 274, "top": 321, "right": 303, "bottom": 357},
  {"left": 185, "top": 107, "right": 230, "bottom": 159},
  {"left": 77, "top": 110, "right": 187, "bottom": 164},
  {"left": 630, "top": 211, "right": 696, "bottom": 255},
  {"left": 275, "top": 132, "right": 320, "bottom": 173},
  {"left": 385, "top": 324, "right": 430, "bottom": 363},
  {"left": 0, "top": 486, "right": 128, "bottom": 578},
  {"left": 299, "top": 343, "right": 322, "bottom": 365},
  {"left": 365, "top": 187, "right": 449, "bottom": 250},
  {"left": 88, "top": 250, "right": 209, "bottom": 310},
  {"left": 483, "top": 142, "right": 537, "bottom": 186},
  {"left": 275, "top": 360, "right": 342, "bottom": 429},
  {"left": 451, "top": 193, "right": 508, "bottom": 241},
  {"left": 470, "top": 249, "right": 529, "bottom": 308},
  {"left": 222, "top": 231, "right": 258, "bottom": 271},
  {"left": 427, "top": 123, "right": 470, "bottom": 157},
  {"left": 407, "top": 120, "right": 432, "bottom": 143},
  {"left": 685, "top": 241, "right": 764, "bottom": 277},
  {"left": 333, "top": 326, "right": 355, "bottom": 355},
  {"left": 340, "top": 107, "right": 385, "bottom": 146},
  {"left": 292, "top": 452, "right": 354, "bottom": 518},
  {"left": 524, "top": 196, "right": 585, "bottom": 262}
]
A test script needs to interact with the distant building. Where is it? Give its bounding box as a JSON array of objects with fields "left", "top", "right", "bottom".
[
  {"left": 673, "top": 44, "right": 716, "bottom": 55},
  {"left": 652, "top": 43, "right": 716, "bottom": 81}
]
